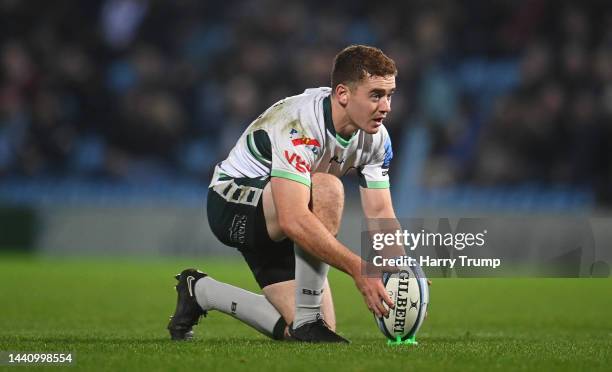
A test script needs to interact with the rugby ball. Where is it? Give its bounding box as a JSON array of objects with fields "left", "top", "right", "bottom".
[{"left": 375, "top": 265, "right": 429, "bottom": 342}]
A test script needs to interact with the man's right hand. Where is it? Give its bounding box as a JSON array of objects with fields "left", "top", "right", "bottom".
[{"left": 353, "top": 274, "right": 394, "bottom": 318}]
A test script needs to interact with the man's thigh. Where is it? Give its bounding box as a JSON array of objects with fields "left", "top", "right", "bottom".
[
  {"left": 207, "top": 177, "right": 296, "bottom": 288},
  {"left": 263, "top": 279, "right": 337, "bottom": 331},
  {"left": 262, "top": 180, "right": 285, "bottom": 241}
]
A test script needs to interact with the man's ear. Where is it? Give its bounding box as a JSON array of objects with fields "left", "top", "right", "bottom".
[{"left": 334, "top": 84, "right": 351, "bottom": 106}]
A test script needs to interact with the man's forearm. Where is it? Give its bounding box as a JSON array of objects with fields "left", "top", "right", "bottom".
[{"left": 281, "top": 211, "right": 361, "bottom": 277}]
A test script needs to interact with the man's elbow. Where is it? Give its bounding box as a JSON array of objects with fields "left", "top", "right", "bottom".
[
  {"left": 277, "top": 211, "right": 295, "bottom": 237},
  {"left": 277, "top": 210, "right": 307, "bottom": 238}
]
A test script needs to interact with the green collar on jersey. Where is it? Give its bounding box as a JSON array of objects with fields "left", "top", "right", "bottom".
[{"left": 323, "top": 95, "right": 357, "bottom": 148}]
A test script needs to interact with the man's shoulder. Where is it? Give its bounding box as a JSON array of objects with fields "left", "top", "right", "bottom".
[
  {"left": 258, "top": 87, "right": 329, "bottom": 117},
  {"left": 279, "top": 87, "right": 331, "bottom": 115},
  {"left": 256, "top": 88, "right": 329, "bottom": 137},
  {"left": 301, "top": 87, "right": 332, "bottom": 96},
  {"left": 276, "top": 87, "right": 331, "bottom": 105}
]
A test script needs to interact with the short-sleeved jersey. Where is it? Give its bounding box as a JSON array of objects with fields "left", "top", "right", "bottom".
[{"left": 209, "top": 87, "right": 393, "bottom": 189}]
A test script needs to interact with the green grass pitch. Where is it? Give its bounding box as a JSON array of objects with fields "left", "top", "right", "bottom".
[{"left": 1, "top": 254, "right": 611, "bottom": 371}]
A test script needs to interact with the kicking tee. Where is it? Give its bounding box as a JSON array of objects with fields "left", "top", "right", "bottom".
[{"left": 209, "top": 87, "right": 393, "bottom": 190}]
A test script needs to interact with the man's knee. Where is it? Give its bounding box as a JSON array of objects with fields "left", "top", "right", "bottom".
[
  {"left": 311, "top": 173, "right": 344, "bottom": 236},
  {"left": 311, "top": 173, "right": 344, "bottom": 199}
]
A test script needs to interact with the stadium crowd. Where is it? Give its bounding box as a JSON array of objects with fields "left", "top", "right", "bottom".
[{"left": 1, "top": 0, "right": 612, "bottom": 202}]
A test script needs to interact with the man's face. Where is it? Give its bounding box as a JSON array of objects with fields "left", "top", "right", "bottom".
[{"left": 345, "top": 74, "right": 396, "bottom": 134}]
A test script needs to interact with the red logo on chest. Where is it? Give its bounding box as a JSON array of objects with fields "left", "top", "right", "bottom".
[
  {"left": 284, "top": 151, "right": 311, "bottom": 173},
  {"left": 291, "top": 137, "right": 321, "bottom": 147}
]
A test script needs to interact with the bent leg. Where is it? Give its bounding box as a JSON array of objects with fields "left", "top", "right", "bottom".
[
  {"left": 293, "top": 173, "right": 344, "bottom": 328},
  {"left": 262, "top": 173, "right": 345, "bottom": 240},
  {"left": 194, "top": 277, "right": 287, "bottom": 339},
  {"left": 309, "top": 173, "right": 345, "bottom": 236},
  {"left": 263, "top": 278, "right": 336, "bottom": 331},
  {"left": 196, "top": 173, "right": 343, "bottom": 340},
  {"left": 262, "top": 173, "right": 344, "bottom": 329}
]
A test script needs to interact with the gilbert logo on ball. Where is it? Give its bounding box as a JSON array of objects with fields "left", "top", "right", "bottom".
[{"left": 375, "top": 264, "right": 429, "bottom": 345}]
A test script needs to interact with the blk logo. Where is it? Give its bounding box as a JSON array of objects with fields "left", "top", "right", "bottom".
[{"left": 302, "top": 288, "right": 324, "bottom": 296}]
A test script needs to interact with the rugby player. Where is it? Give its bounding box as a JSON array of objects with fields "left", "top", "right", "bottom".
[{"left": 169, "top": 45, "right": 398, "bottom": 343}]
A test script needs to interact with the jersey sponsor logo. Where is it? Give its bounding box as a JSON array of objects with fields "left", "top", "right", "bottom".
[
  {"left": 330, "top": 155, "right": 345, "bottom": 164},
  {"left": 289, "top": 129, "right": 321, "bottom": 154},
  {"left": 284, "top": 150, "right": 311, "bottom": 173},
  {"left": 289, "top": 128, "right": 300, "bottom": 141},
  {"left": 291, "top": 137, "right": 321, "bottom": 147}
]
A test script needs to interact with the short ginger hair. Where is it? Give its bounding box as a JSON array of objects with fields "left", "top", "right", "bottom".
[{"left": 331, "top": 45, "right": 397, "bottom": 91}]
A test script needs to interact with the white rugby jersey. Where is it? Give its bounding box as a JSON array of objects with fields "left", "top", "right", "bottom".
[{"left": 209, "top": 87, "right": 393, "bottom": 189}]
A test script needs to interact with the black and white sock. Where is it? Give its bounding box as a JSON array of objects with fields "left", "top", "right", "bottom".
[
  {"left": 293, "top": 244, "right": 329, "bottom": 329},
  {"left": 194, "top": 277, "right": 286, "bottom": 339}
]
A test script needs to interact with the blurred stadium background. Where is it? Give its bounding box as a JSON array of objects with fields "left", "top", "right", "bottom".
[{"left": 1, "top": 0, "right": 612, "bottom": 257}]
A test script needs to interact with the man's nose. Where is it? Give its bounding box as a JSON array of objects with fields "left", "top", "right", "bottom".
[{"left": 379, "top": 96, "right": 391, "bottom": 113}]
